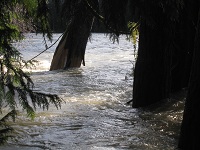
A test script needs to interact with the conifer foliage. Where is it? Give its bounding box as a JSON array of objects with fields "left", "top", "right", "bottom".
[{"left": 0, "top": 0, "right": 62, "bottom": 143}]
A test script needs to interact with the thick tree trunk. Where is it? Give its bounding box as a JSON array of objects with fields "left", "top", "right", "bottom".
[
  {"left": 171, "top": 1, "right": 198, "bottom": 92},
  {"left": 50, "top": 2, "right": 94, "bottom": 70},
  {"left": 132, "top": 1, "right": 198, "bottom": 108},
  {"left": 178, "top": 3, "right": 200, "bottom": 150},
  {"left": 132, "top": 4, "right": 172, "bottom": 107}
]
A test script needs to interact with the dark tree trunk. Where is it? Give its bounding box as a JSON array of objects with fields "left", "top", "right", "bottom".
[
  {"left": 171, "top": 1, "right": 198, "bottom": 92},
  {"left": 132, "top": 1, "right": 198, "bottom": 108},
  {"left": 178, "top": 3, "right": 200, "bottom": 150},
  {"left": 132, "top": 4, "right": 172, "bottom": 107},
  {"left": 50, "top": 1, "right": 95, "bottom": 70}
]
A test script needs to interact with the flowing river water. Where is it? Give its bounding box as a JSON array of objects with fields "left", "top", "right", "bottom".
[{"left": 0, "top": 33, "right": 184, "bottom": 150}]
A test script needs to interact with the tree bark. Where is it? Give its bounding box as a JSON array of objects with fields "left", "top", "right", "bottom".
[
  {"left": 178, "top": 3, "right": 200, "bottom": 149},
  {"left": 132, "top": 1, "right": 198, "bottom": 108},
  {"left": 50, "top": 1, "right": 95, "bottom": 70},
  {"left": 170, "top": 1, "right": 198, "bottom": 92},
  {"left": 132, "top": 4, "right": 172, "bottom": 107}
]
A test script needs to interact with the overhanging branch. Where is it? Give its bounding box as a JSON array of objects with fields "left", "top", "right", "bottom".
[{"left": 83, "top": 0, "right": 131, "bottom": 35}]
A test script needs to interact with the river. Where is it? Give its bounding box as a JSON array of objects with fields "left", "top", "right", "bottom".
[{"left": 0, "top": 33, "right": 184, "bottom": 150}]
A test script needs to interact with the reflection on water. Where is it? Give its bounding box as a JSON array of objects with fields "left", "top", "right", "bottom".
[{"left": 0, "top": 33, "right": 184, "bottom": 150}]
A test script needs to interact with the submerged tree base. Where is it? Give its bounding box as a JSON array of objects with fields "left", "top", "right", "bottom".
[{"left": 50, "top": 0, "right": 96, "bottom": 70}]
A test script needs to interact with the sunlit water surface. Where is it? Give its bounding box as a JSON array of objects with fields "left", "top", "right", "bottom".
[{"left": 0, "top": 33, "right": 184, "bottom": 150}]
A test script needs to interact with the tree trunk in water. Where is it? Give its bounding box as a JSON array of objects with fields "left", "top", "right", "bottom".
[
  {"left": 178, "top": 3, "right": 200, "bottom": 150},
  {"left": 50, "top": 2, "right": 94, "bottom": 70},
  {"left": 132, "top": 1, "right": 198, "bottom": 108},
  {"left": 132, "top": 4, "right": 172, "bottom": 108},
  {"left": 171, "top": 1, "right": 198, "bottom": 92}
]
